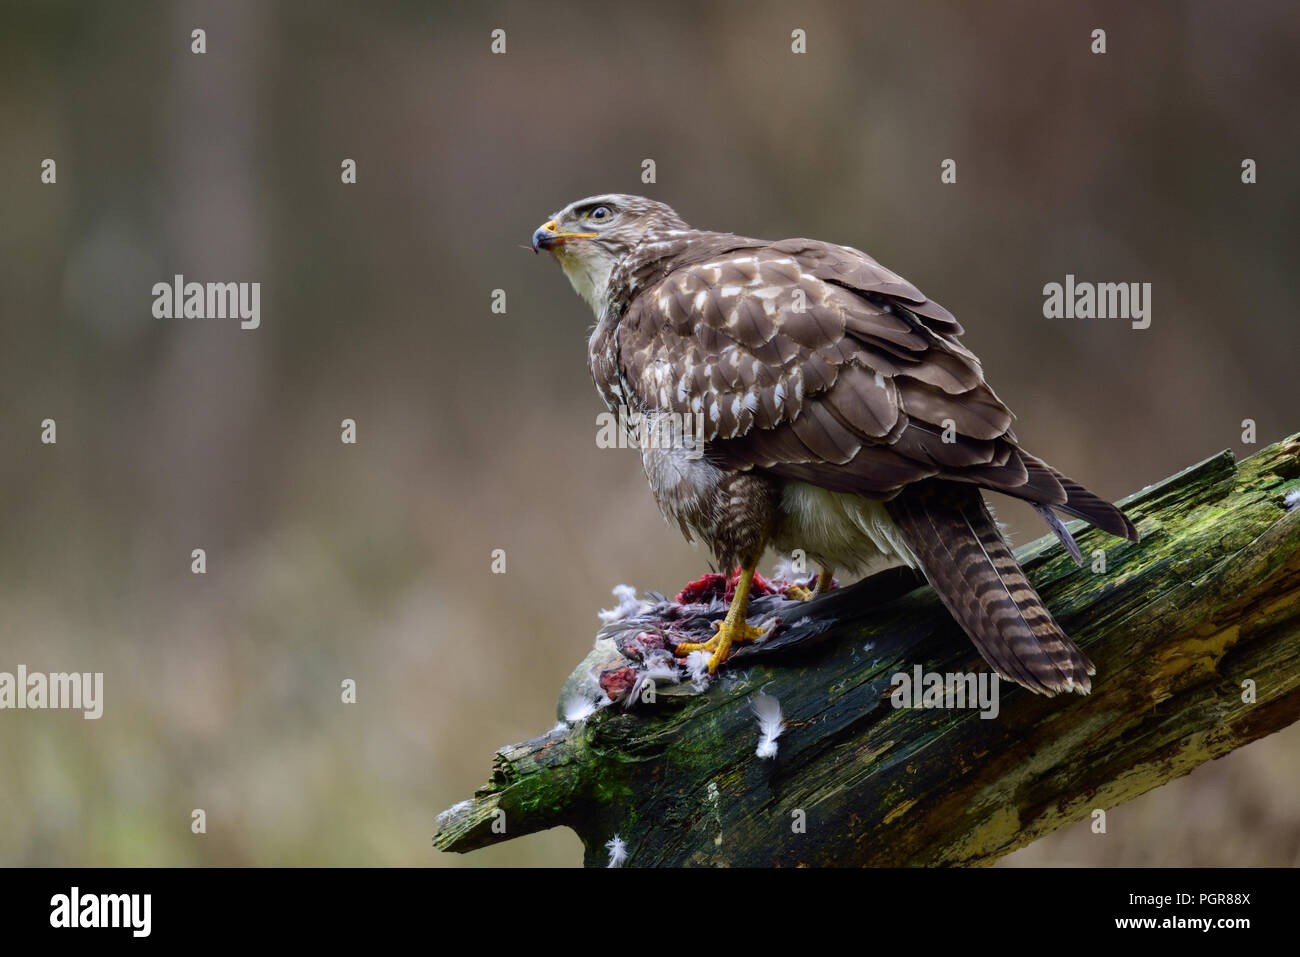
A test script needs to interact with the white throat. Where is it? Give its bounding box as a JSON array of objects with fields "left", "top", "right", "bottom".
[{"left": 559, "top": 248, "right": 618, "bottom": 318}]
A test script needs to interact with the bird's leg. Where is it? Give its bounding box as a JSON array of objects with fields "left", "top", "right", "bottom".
[
  {"left": 814, "top": 565, "right": 834, "bottom": 595},
  {"left": 675, "top": 561, "right": 768, "bottom": 674},
  {"left": 787, "top": 564, "right": 834, "bottom": 601}
]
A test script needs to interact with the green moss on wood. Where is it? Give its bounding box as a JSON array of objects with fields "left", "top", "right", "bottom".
[{"left": 435, "top": 434, "right": 1300, "bottom": 866}]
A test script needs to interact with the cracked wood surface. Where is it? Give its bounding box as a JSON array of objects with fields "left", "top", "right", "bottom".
[{"left": 435, "top": 433, "right": 1300, "bottom": 866}]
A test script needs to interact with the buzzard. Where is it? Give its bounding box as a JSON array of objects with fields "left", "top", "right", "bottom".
[{"left": 531, "top": 194, "right": 1138, "bottom": 696}]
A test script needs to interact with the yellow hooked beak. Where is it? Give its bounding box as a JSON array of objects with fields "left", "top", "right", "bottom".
[{"left": 531, "top": 219, "right": 598, "bottom": 252}]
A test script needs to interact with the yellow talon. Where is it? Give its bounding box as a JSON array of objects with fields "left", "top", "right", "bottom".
[
  {"left": 676, "top": 563, "right": 767, "bottom": 673},
  {"left": 675, "top": 618, "right": 768, "bottom": 674},
  {"left": 785, "top": 566, "right": 833, "bottom": 602},
  {"left": 816, "top": 567, "right": 834, "bottom": 595}
]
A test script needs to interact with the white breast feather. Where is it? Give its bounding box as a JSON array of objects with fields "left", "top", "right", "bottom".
[{"left": 775, "top": 483, "right": 919, "bottom": 574}]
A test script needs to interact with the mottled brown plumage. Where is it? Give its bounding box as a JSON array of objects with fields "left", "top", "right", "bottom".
[{"left": 532, "top": 194, "right": 1138, "bottom": 694}]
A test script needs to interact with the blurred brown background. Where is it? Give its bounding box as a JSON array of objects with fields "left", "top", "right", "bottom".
[{"left": 0, "top": 0, "right": 1296, "bottom": 866}]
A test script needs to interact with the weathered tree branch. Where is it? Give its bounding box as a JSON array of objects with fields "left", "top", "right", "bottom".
[{"left": 435, "top": 434, "right": 1300, "bottom": 866}]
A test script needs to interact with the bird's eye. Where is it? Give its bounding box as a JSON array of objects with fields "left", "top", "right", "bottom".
[{"left": 588, "top": 206, "right": 613, "bottom": 222}]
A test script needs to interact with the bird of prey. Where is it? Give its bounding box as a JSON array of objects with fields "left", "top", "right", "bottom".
[{"left": 531, "top": 194, "right": 1138, "bottom": 696}]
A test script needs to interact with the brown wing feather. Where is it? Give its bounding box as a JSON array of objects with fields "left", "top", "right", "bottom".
[{"left": 614, "top": 234, "right": 1136, "bottom": 541}]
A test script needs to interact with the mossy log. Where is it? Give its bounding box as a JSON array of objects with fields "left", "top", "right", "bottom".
[{"left": 435, "top": 434, "right": 1300, "bottom": 866}]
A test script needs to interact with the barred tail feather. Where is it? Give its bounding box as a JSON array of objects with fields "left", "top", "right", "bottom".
[
  {"left": 1018, "top": 452, "right": 1139, "bottom": 543},
  {"left": 886, "top": 481, "right": 1095, "bottom": 696}
]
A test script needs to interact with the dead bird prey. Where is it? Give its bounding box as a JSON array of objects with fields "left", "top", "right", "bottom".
[{"left": 532, "top": 194, "right": 1138, "bottom": 695}]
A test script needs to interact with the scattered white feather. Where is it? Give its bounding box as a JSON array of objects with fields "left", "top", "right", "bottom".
[
  {"left": 562, "top": 694, "right": 599, "bottom": 724},
  {"left": 751, "top": 693, "right": 785, "bottom": 759},
  {"left": 639, "top": 652, "right": 684, "bottom": 685},
  {"left": 770, "top": 556, "right": 800, "bottom": 584},
  {"left": 1286, "top": 489, "right": 1300, "bottom": 512},
  {"left": 638, "top": 664, "right": 682, "bottom": 685},
  {"left": 771, "top": 559, "right": 818, "bottom": 590},
  {"left": 684, "top": 650, "right": 713, "bottom": 690},
  {"left": 550, "top": 721, "right": 570, "bottom": 735},
  {"left": 626, "top": 652, "right": 684, "bottom": 709},
  {"left": 598, "top": 584, "right": 646, "bottom": 624},
  {"left": 605, "top": 834, "right": 628, "bottom": 868}
]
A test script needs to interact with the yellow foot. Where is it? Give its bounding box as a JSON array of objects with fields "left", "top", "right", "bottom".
[
  {"left": 676, "top": 617, "right": 768, "bottom": 674},
  {"left": 814, "top": 567, "right": 834, "bottom": 596},
  {"left": 785, "top": 584, "right": 815, "bottom": 601}
]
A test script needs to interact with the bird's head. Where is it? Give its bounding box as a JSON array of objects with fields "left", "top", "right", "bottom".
[{"left": 531, "top": 193, "right": 688, "bottom": 316}]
